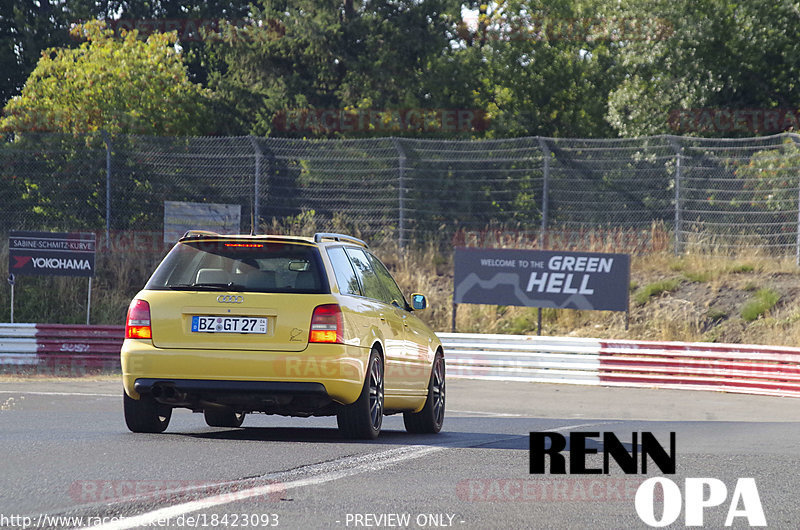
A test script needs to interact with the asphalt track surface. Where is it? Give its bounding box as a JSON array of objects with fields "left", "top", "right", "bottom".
[{"left": 1, "top": 378, "right": 798, "bottom": 529}]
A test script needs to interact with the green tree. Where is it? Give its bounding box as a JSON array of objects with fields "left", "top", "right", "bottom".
[
  {"left": 0, "top": 1, "right": 254, "bottom": 109},
  {"left": 0, "top": 1, "right": 76, "bottom": 109},
  {"left": 206, "top": 0, "right": 469, "bottom": 137},
  {"left": 1, "top": 20, "right": 213, "bottom": 135},
  {"left": 69, "top": 0, "right": 253, "bottom": 87},
  {"left": 607, "top": 0, "right": 800, "bottom": 137},
  {"left": 734, "top": 139, "right": 800, "bottom": 214},
  {"left": 466, "top": 0, "right": 625, "bottom": 138}
]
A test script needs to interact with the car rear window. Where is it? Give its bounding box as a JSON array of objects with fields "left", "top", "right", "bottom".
[{"left": 145, "top": 240, "right": 327, "bottom": 293}]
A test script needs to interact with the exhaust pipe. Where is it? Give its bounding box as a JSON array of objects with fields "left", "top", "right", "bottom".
[{"left": 150, "top": 383, "right": 188, "bottom": 403}]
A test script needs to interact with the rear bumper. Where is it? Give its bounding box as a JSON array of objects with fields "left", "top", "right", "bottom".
[
  {"left": 121, "top": 339, "right": 370, "bottom": 409},
  {"left": 134, "top": 378, "right": 333, "bottom": 416}
]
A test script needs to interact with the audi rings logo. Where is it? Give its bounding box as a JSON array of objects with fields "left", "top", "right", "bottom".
[{"left": 217, "top": 295, "right": 244, "bottom": 303}]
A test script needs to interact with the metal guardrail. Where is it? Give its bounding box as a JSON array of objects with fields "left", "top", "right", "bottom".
[
  {"left": 599, "top": 339, "right": 800, "bottom": 398},
  {"left": 2, "top": 325, "right": 799, "bottom": 398},
  {"left": 438, "top": 333, "right": 601, "bottom": 385},
  {"left": 443, "top": 333, "right": 800, "bottom": 398},
  {"left": 0, "top": 323, "right": 123, "bottom": 374}
]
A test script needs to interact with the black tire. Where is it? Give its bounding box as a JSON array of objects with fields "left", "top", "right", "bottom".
[
  {"left": 337, "top": 349, "right": 384, "bottom": 439},
  {"left": 403, "top": 350, "right": 445, "bottom": 434},
  {"left": 124, "top": 392, "right": 172, "bottom": 433},
  {"left": 204, "top": 407, "right": 246, "bottom": 428}
]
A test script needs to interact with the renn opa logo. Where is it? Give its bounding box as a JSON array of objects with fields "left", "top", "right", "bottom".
[{"left": 529, "top": 432, "right": 766, "bottom": 527}]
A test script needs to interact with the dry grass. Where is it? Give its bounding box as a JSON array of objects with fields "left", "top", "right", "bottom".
[
  {"left": 382, "top": 241, "right": 800, "bottom": 347},
  {"left": 4, "top": 223, "right": 800, "bottom": 347}
]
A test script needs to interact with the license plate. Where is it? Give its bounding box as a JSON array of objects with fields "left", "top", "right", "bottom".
[{"left": 191, "top": 316, "right": 268, "bottom": 334}]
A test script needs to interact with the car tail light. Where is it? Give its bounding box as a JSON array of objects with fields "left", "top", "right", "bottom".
[
  {"left": 126, "top": 299, "right": 152, "bottom": 339},
  {"left": 309, "top": 304, "right": 343, "bottom": 344}
]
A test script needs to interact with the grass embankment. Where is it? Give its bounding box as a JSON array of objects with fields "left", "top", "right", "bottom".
[
  {"left": 2, "top": 235, "right": 799, "bottom": 346},
  {"left": 387, "top": 244, "right": 800, "bottom": 346}
]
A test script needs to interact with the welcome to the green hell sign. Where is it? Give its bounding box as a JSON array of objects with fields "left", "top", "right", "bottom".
[{"left": 454, "top": 247, "right": 630, "bottom": 312}]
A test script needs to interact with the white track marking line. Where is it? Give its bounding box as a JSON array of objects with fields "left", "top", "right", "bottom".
[
  {"left": 464, "top": 423, "right": 617, "bottom": 449},
  {"left": 545, "top": 421, "right": 622, "bottom": 432},
  {"left": 0, "top": 390, "right": 117, "bottom": 397},
  {"left": 75, "top": 445, "right": 442, "bottom": 530},
  {"left": 76, "top": 420, "right": 624, "bottom": 530}
]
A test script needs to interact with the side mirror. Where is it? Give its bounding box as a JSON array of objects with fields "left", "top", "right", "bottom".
[{"left": 411, "top": 293, "right": 428, "bottom": 311}]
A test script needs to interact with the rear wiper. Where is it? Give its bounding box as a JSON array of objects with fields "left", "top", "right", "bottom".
[{"left": 168, "top": 283, "right": 247, "bottom": 291}]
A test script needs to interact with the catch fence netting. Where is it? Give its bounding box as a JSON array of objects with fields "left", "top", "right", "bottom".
[{"left": 2, "top": 132, "right": 799, "bottom": 257}]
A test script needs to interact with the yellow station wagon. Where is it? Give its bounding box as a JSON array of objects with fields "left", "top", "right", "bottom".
[{"left": 121, "top": 232, "right": 444, "bottom": 439}]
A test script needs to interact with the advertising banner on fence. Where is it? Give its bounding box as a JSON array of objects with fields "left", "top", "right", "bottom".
[
  {"left": 163, "top": 201, "right": 241, "bottom": 243},
  {"left": 454, "top": 247, "right": 630, "bottom": 311},
  {"left": 8, "top": 231, "right": 96, "bottom": 278}
]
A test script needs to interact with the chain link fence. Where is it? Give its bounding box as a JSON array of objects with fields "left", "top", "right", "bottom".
[{"left": 2, "top": 132, "right": 799, "bottom": 257}]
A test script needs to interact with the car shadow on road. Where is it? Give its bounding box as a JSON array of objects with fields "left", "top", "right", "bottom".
[
  {"left": 165, "top": 419, "right": 533, "bottom": 451},
  {"left": 165, "top": 416, "right": 642, "bottom": 453}
]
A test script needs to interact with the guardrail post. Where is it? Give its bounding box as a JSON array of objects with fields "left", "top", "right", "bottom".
[
  {"left": 8, "top": 275, "right": 14, "bottom": 324},
  {"left": 86, "top": 277, "right": 92, "bottom": 325}
]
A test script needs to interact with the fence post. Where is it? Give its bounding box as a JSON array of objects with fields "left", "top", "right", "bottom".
[
  {"left": 788, "top": 134, "right": 800, "bottom": 266},
  {"left": 392, "top": 138, "right": 407, "bottom": 248},
  {"left": 249, "top": 137, "right": 262, "bottom": 235},
  {"left": 796, "top": 175, "right": 800, "bottom": 267},
  {"left": 670, "top": 137, "right": 683, "bottom": 255},
  {"left": 103, "top": 130, "right": 111, "bottom": 249},
  {"left": 538, "top": 137, "right": 550, "bottom": 246}
]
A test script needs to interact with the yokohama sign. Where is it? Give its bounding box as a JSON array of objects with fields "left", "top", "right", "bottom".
[{"left": 8, "top": 231, "right": 96, "bottom": 277}]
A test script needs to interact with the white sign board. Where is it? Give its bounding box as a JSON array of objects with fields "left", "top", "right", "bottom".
[{"left": 163, "top": 201, "right": 241, "bottom": 243}]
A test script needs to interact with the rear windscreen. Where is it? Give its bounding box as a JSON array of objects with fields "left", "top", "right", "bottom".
[{"left": 145, "top": 240, "right": 327, "bottom": 293}]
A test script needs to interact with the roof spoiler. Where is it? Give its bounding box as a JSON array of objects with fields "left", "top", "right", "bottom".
[
  {"left": 313, "top": 232, "right": 368, "bottom": 248},
  {"left": 180, "top": 230, "right": 220, "bottom": 240}
]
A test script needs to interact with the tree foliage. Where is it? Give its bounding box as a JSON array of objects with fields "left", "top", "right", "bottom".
[
  {"left": 607, "top": 0, "right": 800, "bottom": 137},
  {"left": 1, "top": 20, "right": 213, "bottom": 135},
  {"left": 3, "top": 1, "right": 800, "bottom": 139},
  {"left": 466, "top": 0, "right": 625, "bottom": 138},
  {"left": 205, "top": 0, "right": 470, "bottom": 136}
]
